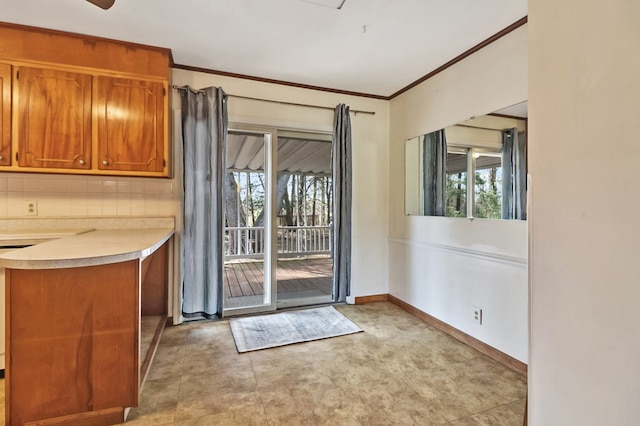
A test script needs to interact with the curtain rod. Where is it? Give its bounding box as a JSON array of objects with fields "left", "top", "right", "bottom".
[
  {"left": 172, "top": 85, "right": 375, "bottom": 115},
  {"left": 454, "top": 123, "right": 507, "bottom": 132}
]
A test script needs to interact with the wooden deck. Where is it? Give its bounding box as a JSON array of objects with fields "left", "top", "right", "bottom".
[{"left": 223, "top": 257, "right": 332, "bottom": 307}]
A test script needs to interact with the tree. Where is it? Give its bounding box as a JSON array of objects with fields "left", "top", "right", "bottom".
[
  {"left": 446, "top": 173, "right": 466, "bottom": 217},
  {"left": 475, "top": 168, "right": 501, "bottom": 219},
  {"left": 253, "top": 173, "right": 290, "bottom": 227}
]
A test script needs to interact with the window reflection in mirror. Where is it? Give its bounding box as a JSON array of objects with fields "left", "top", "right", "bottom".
[
  {"left": 445, "top": 150, "right": 468, "bottom": 218},
  {"left": 404, "top": 101, "right": 527, "bottom": 220}
]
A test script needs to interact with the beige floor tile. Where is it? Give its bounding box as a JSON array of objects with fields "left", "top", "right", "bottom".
[
  {"left": 447, "top": 398, "right": 527, "bottom": 426},
  {"left": 174, "top": 404, "right": 268, "bottom": 426},
  {"left": 260, "top": 386, "right": 368, "bottom": 426},
  {"left": 126, "top": 376, "right": 180, "bottom": 425},
  {"left": 146, "top": 345, "right": 186, "bottom": 381},
  {"left": 401, "top": 354, "right": 526, "bottom": 421},
  {"left": 175, "top": 390, "right": 263, "bottom": 423}
]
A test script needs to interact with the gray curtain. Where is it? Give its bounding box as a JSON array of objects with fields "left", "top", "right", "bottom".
[
  {"left": 502, "top": 128, "right": 527, "bottom": 220},
  {"left": 332, "top": 104, "right": 352, "bottom": 302},
  {"left": 422, "top": 129, "right": 447, "bottom": 216},
  {"left": 180, "top": 86, "right": 228, "bottom": 318}
]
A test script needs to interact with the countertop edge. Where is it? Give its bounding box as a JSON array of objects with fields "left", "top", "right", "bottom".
[{"left": 0, "top": 228, "right": 175, "bottom": 270}]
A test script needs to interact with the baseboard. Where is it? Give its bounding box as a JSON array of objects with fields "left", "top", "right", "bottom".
[
  {"left": 354, "top": 294, "right": 389, "bottom": 304},
  {"left": 383, "top": 294, "right": 527, "bottom": 377}
]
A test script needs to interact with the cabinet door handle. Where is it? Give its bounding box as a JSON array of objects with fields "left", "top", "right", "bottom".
[
  {"left": 78, "top": 159, "right": 85, "bottom": 165},
  {"left": 102, "top": 160, "right": 109, "bottom": 166},
  {"left": 0, "top": 155, "right": 3, "bottom": 161}
]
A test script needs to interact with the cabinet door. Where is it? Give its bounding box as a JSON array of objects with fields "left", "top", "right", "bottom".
[
  {"left": 0, "top": 63, "right": 11, "bottom": 166},
  {"left": 97, "top": 76, "right": 165, "bottom": 173},
  {"left": 16, "top": 66, "right": 92, "bottom": 169}
]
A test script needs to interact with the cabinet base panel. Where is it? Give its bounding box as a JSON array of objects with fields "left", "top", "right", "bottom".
[{"left": 24, "top": 407, "right": 124, "bottom": 426}]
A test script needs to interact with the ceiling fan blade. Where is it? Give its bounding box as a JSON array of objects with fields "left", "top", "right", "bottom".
[{"left": 86, "top": 0, "right": 115, "bottom": 10}]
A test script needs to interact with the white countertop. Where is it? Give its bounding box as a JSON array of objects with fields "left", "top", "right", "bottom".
[
  {"left": 0, "top": 228, "right": 174, "bottom": 270},
  {"left": 0, "top": 229, "right": 95, "bottom": 246}
]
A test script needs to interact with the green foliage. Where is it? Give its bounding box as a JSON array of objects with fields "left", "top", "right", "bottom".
[
  {"left": 474, "top": 168, "right": 501, "bottom": 219},
  {"left": 446, "top": 173, "right": 467, "bottom": 217},
  {"left": 445, "top": 167, "right": 502, "bottom": 219}
]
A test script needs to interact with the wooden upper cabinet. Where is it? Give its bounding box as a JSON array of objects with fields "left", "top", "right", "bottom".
[
  {"left": 0, "top": 63, "right": 10, "bottom": 166},
  {"left": 0, "top": 23, "right": 171, "bottom": 176},
  {"left": 16, "top": 66, "right": 92, "bottom": 169},
  {"left": 97, "top": 76, "right": 165, "bottom": 173}
]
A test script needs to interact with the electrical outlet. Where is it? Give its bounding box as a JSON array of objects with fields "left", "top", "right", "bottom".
[
  {"left": 25, "top": 200, "right": 38, "bottom": 216},
  {"left": 472, "top": 306, "right": 482, "bottom": 325}
]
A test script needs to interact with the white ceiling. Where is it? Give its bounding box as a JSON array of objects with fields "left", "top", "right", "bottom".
[{"left": 1, "top": 0, "right": 527, "bottom": 97}]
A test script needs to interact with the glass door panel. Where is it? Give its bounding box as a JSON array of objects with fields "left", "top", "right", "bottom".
[
  {"left": 223, "top": 129, "right": 276, "bottom": 315},
  {"left": 275, "top": 131, "right": 334, "bottom": 308}
]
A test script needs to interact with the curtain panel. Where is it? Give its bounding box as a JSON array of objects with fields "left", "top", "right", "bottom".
[
  {"left": 422, "top": 129, "right": 447, "bottom": 216},
  {"left": 180, "top": 86, "right": 228, "bottom": 318},
  {"left": 332, "top": 104, "right": 352, "bottom": 302},
  {"left": 502, "top": 128, "right": 527, "bottom": 220}
]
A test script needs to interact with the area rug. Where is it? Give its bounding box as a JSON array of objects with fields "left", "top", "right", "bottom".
[{"left": 229, "top": 305, "right": 363, "bottom": 353}]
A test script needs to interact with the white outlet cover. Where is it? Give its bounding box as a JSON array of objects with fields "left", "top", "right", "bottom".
[
  {"left": 472, "top": 306, "right": 482, "bottom": 324},
  {"left": 25, "top": 200, "right": 38, "bottom": 216}
]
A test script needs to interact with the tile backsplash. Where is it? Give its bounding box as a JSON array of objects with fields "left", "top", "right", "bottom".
[{"left": 0, "top": 173, "right": 177, "bottom": 218}]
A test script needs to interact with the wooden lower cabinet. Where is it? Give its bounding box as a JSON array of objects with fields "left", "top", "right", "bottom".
[{"left": 5, "top": 241, "right": 169, "bottom": 425}]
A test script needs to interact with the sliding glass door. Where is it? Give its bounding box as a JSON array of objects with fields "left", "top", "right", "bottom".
[{"left": 223, "top": 126, "right": 333, "bottom": 316}]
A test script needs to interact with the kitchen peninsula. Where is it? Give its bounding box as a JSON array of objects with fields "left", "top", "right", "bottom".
[{"left": 0, "top": 223, "right": 174, "bottom": 426}]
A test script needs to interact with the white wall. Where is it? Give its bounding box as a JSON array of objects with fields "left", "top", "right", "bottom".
[
  {"left": 388, "top": 26, "right": 528, "bottom": 362},
  {"left": 528, "top": 1, "right": 640, "bottom": 424},
  {"left": 172, "top": 68, "right": 391, "bottom": 301}
]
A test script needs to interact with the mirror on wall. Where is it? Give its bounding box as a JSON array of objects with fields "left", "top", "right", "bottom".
[{"left": 405, "top": 101, "right": 528, "bottom": 220}]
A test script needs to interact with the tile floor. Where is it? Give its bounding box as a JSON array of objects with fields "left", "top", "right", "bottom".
[
  {"left": 0, "top": 302, "right": 527, "bottom": 425},
  {"left": 126, "top": 302, "right": 527, "bottom": 425}
]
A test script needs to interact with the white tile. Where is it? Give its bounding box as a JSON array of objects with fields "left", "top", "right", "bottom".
[
  {"left": 23, "top": 178, "right": 41, "bottom": 193},
  {"left": 117, "top": 180, "right": 132, "bottom": 193},
  {"left": 132, "top": 180, "right": 146, "bottom": 193},
  {"left": 102, "top": 205, "right": 118, "bottom": 216},
  {"left": 144, "top": 181, "right": 162, "bottom": 194},
  {"left": 69, "top": 204, "right": 88, "bottom": 217},
  {"left": 41, "top": 176, "right": 63, "bottom": 192},
  {"left": 87, "top": 205, "right": 103, "bottom": 216},
  {"left": 103, "top": 180, "right": 117, "bottom": 193},
  {"left": 117, "top": 193, "right": 132, "bottom": 204},
  {"left": 158, "top": 180, "right": 174, "bottom": 194},
  {"left": 131, "top": 204, "right": 146, "bottom": 216},
  {"left": 66, "top": 179, "right": 88, "bottom": 193},
  {"left": 131, "top": 193, "right": 145, "bottom": 204},
  {"left": 117, "top": 205, "right": 132, "bottom": 216},
  {"left": 87, "top": 180, "right": 103, "bottom": 194},
  {"left": 0, "top": 196, "right": 8, "bottom": 217},
  {"left": 8, "top": 177, "right": 24, "bottom": 192},
  {"left": 85, "top": 192, "right": 103, "bottom": 206},
  {"left": 102, "top": 193, "right": 118, "bottom": 205}
]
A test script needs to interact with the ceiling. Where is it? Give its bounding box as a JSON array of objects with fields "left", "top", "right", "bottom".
[
  {"left": 1, "top": 0, "right": 527, "bottom": 98},
  {"left": 228, "top": 134, "right": 332, "bottom": 175}
]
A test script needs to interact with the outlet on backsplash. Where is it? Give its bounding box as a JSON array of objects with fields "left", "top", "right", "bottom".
[{"left": 25, "top": 200, "right": 38, "bottom": 216}]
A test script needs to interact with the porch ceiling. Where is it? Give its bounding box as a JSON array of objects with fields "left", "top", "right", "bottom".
[{"left": 227, "top": 134, "right": 332, "bottom": 175}]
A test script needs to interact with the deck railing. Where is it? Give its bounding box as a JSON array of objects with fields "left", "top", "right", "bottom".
[{"left": 225, "top": 225, "right": 331, "bottom": 258}]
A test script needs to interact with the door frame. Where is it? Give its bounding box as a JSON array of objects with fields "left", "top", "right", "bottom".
[
  {"left": 223, "top": 124, "right": 334, "bottom": 316},
  {"left": 223, "top": 124, "right": 278, "bottom": 317}
]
